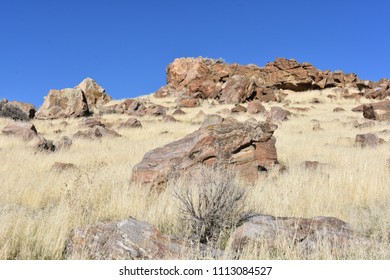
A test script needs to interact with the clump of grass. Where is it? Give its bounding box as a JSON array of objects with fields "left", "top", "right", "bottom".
[{"left": 173, "top": 167, "right": 256, "bottom": 248}]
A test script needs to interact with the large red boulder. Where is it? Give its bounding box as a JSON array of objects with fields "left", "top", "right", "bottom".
[{"left": 131, "top": 119, "right": 279, "bottom": 187}]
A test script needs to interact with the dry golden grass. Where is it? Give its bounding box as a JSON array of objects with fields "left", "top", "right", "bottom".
[{"left": 0, "top": 88, "right": 389, "bottom": 259}]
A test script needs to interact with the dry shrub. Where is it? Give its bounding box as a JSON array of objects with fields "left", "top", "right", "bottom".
[{"left": 173, "top": 167, "right": 255, "bottom": 247}]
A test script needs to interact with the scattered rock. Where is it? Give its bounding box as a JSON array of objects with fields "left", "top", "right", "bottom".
[
  {"left": 0, "top": 100, "right": 36, "bottom": 120},
  {"left": 191, "top": 110, "right": 206, "bottom": 124},
  {"left": 2, "top": 122, "right": 38, "bottom": 140},
  {"left": 64, "top": 217, "right": 221, "bottom": 260},
  {"left": 172, "top": 108, "right": 186, "bottom": 115},
  {"left": 131, "top": 119, "right": 278, "bottom": 187},
  {"left": 266, "top": 107, "right": 290, "bottom": 122},
  {"left": 247, "top": 101, "right": 266, "bottom": 114},
  {"left": 36, "top": 137, "right": 56, "bottom": 152},
  {"left": 227, "top": 215, "right": 360, "bottom": 257},
  {"left": 36, "top": 88, "right": 89, "bottom": 119},
  {"left": 355, "top": 133, "right": 385, "bottom": 147},
  {"left": 74, "top": 126, "right": 120, "bottom": 139},
  {"left": 333, "top": 107, "right": 345, "bottom": 112},
  {"left": 231, "top": 104, "right": 247, "bottom": 113},
  {"left": 55, "top": 136, "right": 73, "bottom": 150},
  {"left": 176, "top": 97, "right": 200, "bottom": 108},
  {"left": 79, "top": 118, "right": 105, "bottom": 128},
  {"left": 118, "top": 118, "right": 142, "bottom": 129},
  {"left": 144, "top": 104, "right": 167, "bottom": 116},
  {"left": 162, "top": 115, "right": 177, "bottom": 122}
]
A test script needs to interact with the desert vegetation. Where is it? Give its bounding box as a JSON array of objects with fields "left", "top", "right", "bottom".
[{"left": 1, "top": 87, "right": 390, "bottom": 259}]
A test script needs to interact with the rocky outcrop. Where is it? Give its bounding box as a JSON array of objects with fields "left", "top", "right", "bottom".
[
  {"left": 131, "top": 119, "right": 278, "bottom": 187},
  {"left": 64, "top": 217, "right": 221, "bottom": 260},
  {"left": 75, "top": 78, "right": 112, "bottom": 113},
  {"left": 154, "top": 57, "right": 374, "bottom": 105},
  {"left": 0, "top": 100, "right": 36, "bottom": 120},
  {"left": 36, "top": 88, "right": 89, "bottom": 119},
  {"left": 363, "top": 79, "right": 390, "bottom": 99},
  {"left": 227, "top": 215, "right": 360, "bottom": 257}
]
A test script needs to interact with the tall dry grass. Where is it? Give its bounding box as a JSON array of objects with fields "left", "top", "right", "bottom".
[{"left": 0, "top": 88, "right": 389, "bottom": 259}]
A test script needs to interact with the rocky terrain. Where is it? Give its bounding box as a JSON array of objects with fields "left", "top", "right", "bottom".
[{"left": 1, "top": 57, "right": 390, "bottom": 260}]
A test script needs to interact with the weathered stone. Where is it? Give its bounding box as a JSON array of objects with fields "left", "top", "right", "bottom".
[
  {"left": 79, "top": 118, "right": 105, "bottom": 128},
  {"left": 333, "top": 107, "right": 345, "bottom": 112},
  {"left": 162, "top": 115, "right": 177, "bottom": 122},
  {"left": 172, "top": 108, "right": 186, "bottom": 115},
  {"left": 36, "top": 137, "right": 56, "bottom": 152},
  {"left": 266, "top": 107, "right": 290, "bottom": 122},
  {"left": 227, "top": 215, "right": 357, "bottom": 256},
  {"left": 131, "top": 119, "right": 278, "bottom": 187},
  {"left": 200, "top": 114, "right": 224, "bottom": 129},
  {"left": 355, "top": 133, "right": 384, "bottom": 147},
  {"left": 73, "top": 126, "right": 120, "bottom": 139},
  {"left": 231, "top": 104, "right": 247, "bottom": 113},
  {"left": 118, "top": 118, "right": 142, "bottom": 129},
  {"left": 55, "top": 136, "right": 73, "bottom": 150},
  {"left": 2, "top": 122, "right": 38, "bottom": 140},
  {"left": 36, "top": 88, "right": 89, "bottom": 119},
  {"left": 64, "top": 217, "right": 221, "bottom": 260},
  {"left": 75, "top": 78, "right": 112, "bottom": 113},
  {"left": 144, "top": 104, "right": 167, "bottom": 116},
  {"left": 247, "top": 101, "right": 266, "bottom": 114},
  {"left": 0, "top": 100, "right": 36, "bottom": 120},
  {"left": 176, "top": 97, "right": 200, "bottom": 108}
]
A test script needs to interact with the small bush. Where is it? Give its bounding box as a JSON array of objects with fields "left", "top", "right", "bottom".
[{"left": 173, "top": 167, "right": 255, "bottom": 247}]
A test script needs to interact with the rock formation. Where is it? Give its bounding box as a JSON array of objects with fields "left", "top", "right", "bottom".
[
  {"left": 131, "top": 118, "right": 278, "bottom": 187},
  {"left": 75, "top": 78, "right": 112, "bottom": 113},
  {"left": 154, "top": 57, "right": 375, "bottom": 106},
  {"left": 35, "top": 88, "right": 89, "bottom": 119}
]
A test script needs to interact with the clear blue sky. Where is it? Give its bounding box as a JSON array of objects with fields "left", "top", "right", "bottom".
[{"left": 1, "top": 0, "right": 389, "bottom": 107}]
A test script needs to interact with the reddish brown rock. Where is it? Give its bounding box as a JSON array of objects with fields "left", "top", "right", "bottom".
[
  {"left": 144, "top": 104, "right": 167, "bottom": 116},
  {"left": 65, "top": 217, "right": 221, "bottom": 260},
  {"left": 227, "top": 215, "right": 359, "bottom": 256},
  {"left": 36, "top": 88, "right": 89, "bottom": 119},
  {"left": 176, "top": 97, "right": 200, "bottom": 108},
  {"left": 119, "top": 118, "right": 142, "bottom": 129},
  {"left": 2, "top": 122, "right": 38, "bottom": 140},
  {"left": 362, "top": 101, "right": 390, "bottom": 121},
  {"left": 0, "top": 100, "right": 36, "bottom": 120},
  {"left": 247, "top": 101, "right": 266, "bottom": 114},
  {"left": 75, "top": 78, "right": 112, "bottom": 113},
  {"left": 131, "top": 119, "right": 278, "bottom": 187},
  {"left": 266, "top": 107, "right": 290, "bottom": 122}
]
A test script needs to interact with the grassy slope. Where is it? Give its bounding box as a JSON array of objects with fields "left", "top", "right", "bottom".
[{"left": 0, "top": 88, "right": 389, "bottom": 259}]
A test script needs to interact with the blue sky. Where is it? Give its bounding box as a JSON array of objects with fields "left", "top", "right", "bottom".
[{"left": 1, "top": 0, "right": 389, "bottom": 107}]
